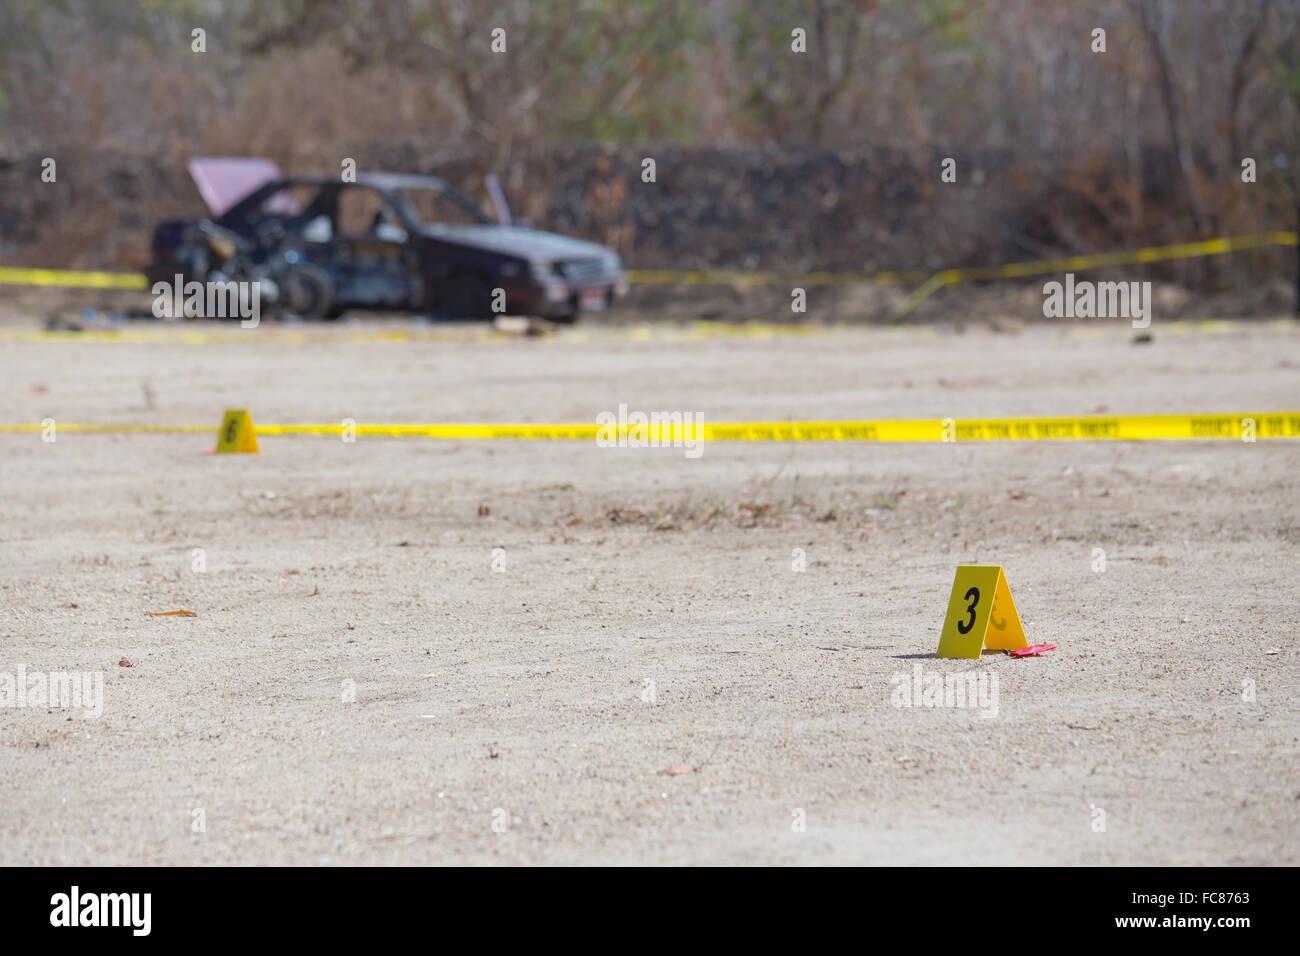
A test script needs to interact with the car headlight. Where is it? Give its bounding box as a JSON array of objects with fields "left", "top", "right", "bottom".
[{"left": 529, "top": 259, "right": 555, "bottom": 279}]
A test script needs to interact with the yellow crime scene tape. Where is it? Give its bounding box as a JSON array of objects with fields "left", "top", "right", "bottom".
[
  {"left": 0, "top": 316, "right": 1292, "bottom": 346},
  {"left": 0, "top": 320, "right": 830, "bottom": 345},
  {"left": 3, "top": 231, "right": 1293, "bottom": 293},
  {"left": 885, "top": 231, "right": 1300, "bottom": 322},
  {"left": 0, "top": 267, "right": 148, "bottom": 289},
  {"left": 3, "top": 412, "right": 1297, "bottom": 442},
  {"left": 627, "top": 231, "right": 1298, "bottom": 287}
]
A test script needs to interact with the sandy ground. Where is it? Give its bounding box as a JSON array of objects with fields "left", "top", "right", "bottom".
[{"left": 1, "top": 316, "right": 1298, "bottom": 865}]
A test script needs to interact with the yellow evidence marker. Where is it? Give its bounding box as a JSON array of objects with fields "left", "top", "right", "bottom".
[
  {"left": 215, "top": 409, "right": 259, "bottom": 453},
  {"left": 936, "top": 565, "right": 1026, "bottom": 659}
]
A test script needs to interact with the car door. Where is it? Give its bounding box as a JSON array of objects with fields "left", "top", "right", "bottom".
[{"left": 331, "top": 184, "right": 422, "bottom": 310}]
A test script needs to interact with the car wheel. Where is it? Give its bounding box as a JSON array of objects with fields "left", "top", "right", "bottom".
[
  {"left": 282, "top": 264, "right": 335, "bottom": 320},
  {"left": 439, "top": 273, "right": 494, "bottom": 320}
]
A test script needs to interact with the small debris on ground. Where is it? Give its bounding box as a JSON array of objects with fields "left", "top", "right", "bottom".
[
  {"left": 659, "top": 764, "right": 696, "bottom": 775},
  {"left": 1008, "top": 643, "right": 1056, "bottom": 657}
]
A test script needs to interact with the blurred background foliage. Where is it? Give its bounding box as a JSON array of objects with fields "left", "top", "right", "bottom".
[{"left": 0, "top": 0, "right": 1297, "bottom": 288}]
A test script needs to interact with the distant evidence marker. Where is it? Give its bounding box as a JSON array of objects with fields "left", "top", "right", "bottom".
[{"left": 215, "top": 409, "right": 259, "bottom": 453}]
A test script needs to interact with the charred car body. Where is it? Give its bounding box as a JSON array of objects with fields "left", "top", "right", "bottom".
[{"left": 149, "top": 159, "right": 628, "bottom": 321}]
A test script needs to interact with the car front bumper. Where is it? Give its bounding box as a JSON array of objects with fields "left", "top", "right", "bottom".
[{"left": 513, "top": 272, "right": 630, "bottom": 318}]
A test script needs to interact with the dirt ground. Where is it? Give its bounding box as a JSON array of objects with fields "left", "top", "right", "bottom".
[{"left": 1, "top": 313, "right": 1298, "bottom": 865}]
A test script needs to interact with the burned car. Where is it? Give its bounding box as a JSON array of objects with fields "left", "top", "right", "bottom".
[{"left": 148, "top": 158, "right": 628, "bottom": 321}]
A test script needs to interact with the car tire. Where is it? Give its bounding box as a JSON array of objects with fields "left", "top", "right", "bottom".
[
  {"left": 438, "top": 273, "right": 494, "bottom": 320},
  {"left": 282, "top": 264, "right": 335, "bottom": 320}
]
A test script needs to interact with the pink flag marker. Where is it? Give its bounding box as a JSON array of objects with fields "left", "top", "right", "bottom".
[{"left": 1008, "top": 643, "right": 1056, "bottom": 658}]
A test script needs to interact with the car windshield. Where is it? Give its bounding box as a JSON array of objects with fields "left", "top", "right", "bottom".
[{"left": 393, "top": 185, "right": 493, "bottom": 228}]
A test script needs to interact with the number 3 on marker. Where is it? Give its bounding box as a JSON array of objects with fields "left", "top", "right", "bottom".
[
  {"left": 956, "top": 586, "right": 980, "bottom": 634},
  {"left": 938, "top": 566, "right": 1025, "bottom": 659}
]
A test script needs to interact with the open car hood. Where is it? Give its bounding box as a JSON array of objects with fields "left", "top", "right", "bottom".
[{"left": 188, "top": 157, "right": 286, "bottom": 217}]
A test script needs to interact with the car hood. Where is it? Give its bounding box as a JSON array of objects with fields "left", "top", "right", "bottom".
[
  {"left": 188, "top": 157, "right": 285, "bottom": 216},
  {"left": 420, "top": 225, "right": 615, "bottom": 263}
]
